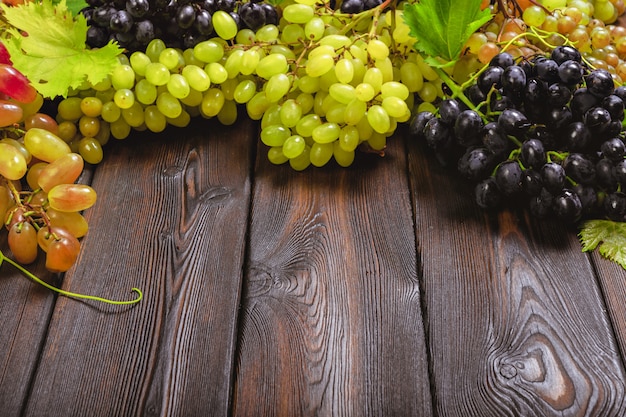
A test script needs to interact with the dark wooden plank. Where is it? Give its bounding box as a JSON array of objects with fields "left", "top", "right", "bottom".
[
  {"left": 233, "top": 135, "right": 432, "bottom": 416},
  {"left": 407, "top": 138, "right": 626, "bottom": 416},
  {"left": 22, "top": 117, "right": 255, "bottom": 417},
  {"left": 0, "top": 244, "right": 55, "bottom": 417},
  {"left": 590, "top": 252, "right": 626, "bottom": 362}
]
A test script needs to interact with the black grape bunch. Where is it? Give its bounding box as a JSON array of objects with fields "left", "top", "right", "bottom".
[
  {"left": 411, "top": 45, "right": 626, "bottom": 224},
  {"left": 82, "top": 0, "right": 280, "bottom": 52}
]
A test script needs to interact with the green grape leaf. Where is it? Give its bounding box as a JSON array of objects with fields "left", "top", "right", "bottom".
[
  {"left": 0, "top": 0, "right": 122, "bottom": 98},
  {"left": 402, "top": 0, "right": 492, "bottom": 65},
  {"left": 579, "top": 219, "right": 626, "bottom": 270},
  {"left": 62, "top": 0, "right": 89, "bottom": 15}
]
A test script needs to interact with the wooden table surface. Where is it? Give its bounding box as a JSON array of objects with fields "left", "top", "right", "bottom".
[{"left": 2, "top": 117, "right": 626, "bottom": 416}]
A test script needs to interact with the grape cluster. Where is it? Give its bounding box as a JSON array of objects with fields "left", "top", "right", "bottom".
[
  {"left": 82, "top": 0, "right": 279, "bottom": 51},
  {"left": 412, "top": 46, "right": 626, "bottom": 223}
]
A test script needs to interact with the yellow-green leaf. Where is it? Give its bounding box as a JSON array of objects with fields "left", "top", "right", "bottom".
[{"left": 579, "top": 219, "right": 626, "bottom": 270}]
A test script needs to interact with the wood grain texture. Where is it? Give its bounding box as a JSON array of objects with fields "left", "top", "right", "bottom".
[
  {"left": 407, "top": 138, "right": 626, "bottom": 416},
  {"left": 0, "top": 243, "right": 56, "bottom": 417},
  {"left": 233, "top": 135, "right": 432, "bottom": 416},
  {"left": 22, "top": 118, "right": 255, "bottom": 417}
]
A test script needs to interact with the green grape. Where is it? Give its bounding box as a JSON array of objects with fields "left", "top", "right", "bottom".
[
  {"left": 78, "top": 115, "right": 101, "bottom": 137},
  {"left": 328, "top": 83, "right": 356, "bottom": 104},
  {"left": 366, "top": 105, "right": 390, "bottom": 134},
  {"left": 57, "top": 120, "right": 78, "bottom": 142},
  {"left": 306, "top": 54, "right": 335, "bottom": 78},
  {"left": 333, "top": 141, "right": 355, "bottom": 167},
  {"left": 24, "top": 128, "right": 71, "bottom": 163},
  {"left": 224, "top": 49, "right": 245, "bottom": 78},
  {"left": 109, "top": 117, "right": 131, "bottom": 139},
  {"left": 381, "top": 96, "right": 408, "bottom": 118},
  {"left": 145, "top": 62, "right": 171, "bottom": 86},
  {"left": 121, "top": 101, "right": 145, "bottom": 127},
  {"left": 339, "top": 125, "right": 360, "bottom": 151},
  {"left": 298, "top": 75, "right": 320, "bottom": 94},
  {"left": 57, "top": 97, "right": 83, "bottom": 121},
  {"left": 146, "top": 38, "right": 166, "bottom": 62},
  {"left": 100, "top": 101, "right": 121, "bottom": 123},
  {"left": 355, "top": 82, "right": 376, "bottom": 102},
  {"left": 400, "top": 61, "right": 424, "bottom": 92},
  {"left": 234, "top": 79, "right": 257, "bottom": 104},
  {"left": 295, "top": 113, "right": 322, "bottom": 137},
  {"left": 416, "top": 55, "right": 439, "bottom": 81},
  {"left": 1, "top": 138, "right": 31, "bottom": 165},
  {"left": 270, "top": 44, "right": 296, "bottom": 60},
  {"left": 310, "top": 142, "right": 333, "bottom": 167},
  {"left": 92, "top": 76, "right": 112, "bottom": 92},
  {"left": 166, "top": 109, "right": 191, "bottom": 128},
  {"left": 217, "top": 100, "right": 237, "bottom": 125},
  {"left": 113, "top": 88, "right": 135, "bottom": 109},
  {"left": 180, "top": 89, "right": 203, "bottom": 107},
  {"left": 181, "top": 65, "right": 211, "bottom": 92},
  {"left": 335, "top": 58, "right": 354, "bottom": 84},
  {"left": 381, "top": 81, "right": 409, "bottom": 100},
  {"left": 367, "top": 39, "right": 390, "bottom": 60},
  {"left": 325, "top": 102, "right": 346, "bottom": 124},
  {"left": 256, "top": 25, "right": 279, "bottom": 42},
  {"left": 261, "top": 104, "right": 282, "bottom": 129},
  {"left": 363, "top": 67, "right": 383, "bottom": 93},
  {"left": 308, "top": 44, "right": 336, "bottom": 60},
  {"left": 193, "top": 40, "right": 225, "bottom": 63},
  {"left": 265, "top": 73, "right": 291, "bottom": 102},
  {"left": 289, "top": 145, "right": 311, "bottom": 171},
  {"left": 135, "top": 79, "right": 158, "bottom": 105},
  {"left": 78, "top": 137, "right": 103, "bottom": 164},
  {"left": 206, "top": 62, "right": 228, "bottom": 84},
  {"left": 200, "top": 88, "right": 224, "bottom": 117},
  {"left": 241, "top": 48, "right": 261, "bottom": 76},
  {"left": 282, "top": 134, "right": 306, "bottom": 158},
  {"left": 156, "top": 92, "right": 182, "bottom": 119},
  {"left": 344, "top": 99, "right": 366, "bottom": 125},
  {"left": 129, "top": 51, "right": 152, "bottom": 77},
  {"left": 305, "top": 17, "right": 325, "bottom": 40},
  {"left": 246, "top": 92, "right": 271, "bottom": 120},
  {"left": 213, "top": 10, "right": 238, "bottom": 40},
  {"left": 80, "top": 96, "right": 103, "bottom": 118},
  {"left": 312, "top": 122, "right": 340, "bottom": 144},
  {"left": 0, "top": 142, "right": 27, "bottom": 180},
  {"left": 368, "top": 132, "right": 386, "bottom": 151},
  {"left": 267, "top": 146, "right": 288, "bottom": 165},
  {"left": 144, "top": 105, "right": 167, "bottom": 133},
  {"left": 522, "top": 5, "right": 547, "bottom": 27},
  {"left": 295, "top": 93, "right": 314, "bottom": 114},
  {"left": 111, "top": 64, "right": 136, "bottom": 90},
  {"left": 418, "top": 81, "right": 439, "bottom": 103},
  {"left": 236, "top": 28, "right": 256, "bottom": 45},
  {"left": 167, "top": 73, "right": 191, "bottom": 99},
  {"left": 256, "top": 54, "right": 289, "bottom": 80},
  {"left": 279, "top": 99, "right": 302, "bottom": 127},
  {"left": 261, "top": 124, "right": 291, "bottom": 147}
]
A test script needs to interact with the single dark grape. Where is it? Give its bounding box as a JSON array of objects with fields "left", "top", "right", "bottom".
[
  {"left": 596, "top": 158, "right": 618, "bottom": 191},
  {"left": 601, "top": 94, "right": 625, "bottom": 121},
  {"left": 603, "top": 192, "right": 626, "bottom": 221},
  {"left": 562, "top": 121, "right": 592, "bottom": 152},
  {"left": 126, "top": 0, "right": 149, "bottom": 18},
  {"left": 86, "top": 25, "right": 109, "bottom": 48},
  {"left": 522, "top": 168, "right": 543, "bottom": 196},
  {"left": 475, "top": 177, "right": 502, "bottom": 209},
  {"left": 423, "top": 117, "right": 452, "bottom": 150},
  {"left": 545, "top": 106, "right": 572, "bottom": 131},
  {"left": 586, "top": 69, "right": 614, "bottom": 98},
  {"left": 541, "top": 162, "right": 566, "bottom": 194},
  {"left": 535, "top": 58, "right": 559, "bottom": 83},
  {"left": 572, "top": 183, "right": 598, "bottom": 215},
  {"left": 495, "top": 160, "right": 523, "bottom": 196},
  {"left": 238, "top": 1, "right": 266, "bottom": 31},
  {"left": 454, "top": 109, "right": 484, "bottom": 147},
  {"left": 601, "top": 137, "right": 626, "bottom": 161},
  {"left": 490, "top": 95, "right": 517, "bottom": 112},
  {"left": 552, "top": 189, "right": 583, "bottom": 222},
  {"left": 261, "top": 3, "right": 279, "bottom": 25},
  {"left": 497, "top": 108, "right": 531, "bottom": 137},
  {"left": 477, "top": 66, "right": 504, "bottom": 93},
  {"left": 570, "top": 88, "right": 600, "bottom": 120},
  {"left": 439, "top": 99, "right": 461, "bottom": 124},
  {"left": 110, "top": 10, "right": 134, "bottom": 33},
  {"left": 482, "top": 122, "right": 512, "bottom": 158},
  {"left": 563, "top": 153, "right": 596, "bottom": 185},
  {"left": 194, "top": 9, "right": 214, "bottom": 35},
  {"left": 584, "top": 106, "right": 612, "bottom": 131},
  {"left": 520, "top": 138, "right": 546, "bottom": 168},
  {"left": 614, "top": 159, "right": 626, "bottom": 184},
  {"left": 457, "top": 147, "right": 495, "bottom": 181},
  {"left": 551, "top": 45, "right": 582, "bottom": 64},
  {"left": 490, "top": 52, "right": 515, "bottom": 69},
  {"left": 557, "top": 60, "right": 584, "bottom": 85},
  {"left": 216, "top": 0, "right": 236, "bottom": 12},
  {"left": 467, "top": 84, "right": 487, "bottom": 107},
  {"left": 529, "top": 188, "right": 553, "bottom": 218},
  {"left": 614, "top": 85, "right": 626, "bottom": 102},
  {"left": 92, "top": 5, "right": 117, "bottom": 26},
  {"left": 340, "top": 0, "right": 364, "bottom": 13},
  {"left": 501, "top": 65, "right": 526, "bottom": 95},
  {"left": 523, "top": 77, "right": 547, "bottom": 104},
  {"left": 547, "top": 83, "right": 572, "bottom": 107},
  {"left": 409, "top": 111, "right": 434, "bottom": 139}
]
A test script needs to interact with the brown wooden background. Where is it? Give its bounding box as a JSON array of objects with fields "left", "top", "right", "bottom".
[{"left": 2, "top": 116, "right": 626, "bottom": 416}]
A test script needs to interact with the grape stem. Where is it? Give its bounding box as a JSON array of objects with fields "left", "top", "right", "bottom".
[{"left": 0, "top": 250, "right": 143, "bottom": 305}]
